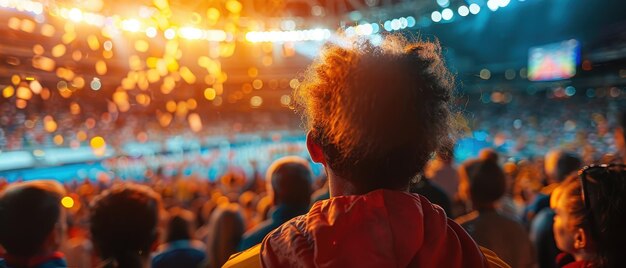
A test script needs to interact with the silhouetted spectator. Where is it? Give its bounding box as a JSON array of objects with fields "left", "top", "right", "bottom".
[
  {"left": 456, "top": 158, "right": 535, "bottom": 268},
  {"left": 528, "top": 151, "right": 581, "bottom": 268},
  {"left": 153, "top": 208, "right": 206, "bottom": 268},
  {"left": 238, "top": 156, "right": 312, "bottom": 251},
  {"left": 0, "top": 181, "right": 67, "bottom": 268},
  {"left": 90, "top": 184, "right": 162, "bottom": 268},
  {"left": 206, "top": 204, "right": 244, "bottom": 268}
]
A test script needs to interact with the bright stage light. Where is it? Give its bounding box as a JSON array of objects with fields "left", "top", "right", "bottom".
[
  {"left": 121, "top": 19, "right": 142, "bottom": 32},
  {"left": 458, "top": 6, "right": 470, "bottom": 17},
  {"left": 431, "top": 11, "right": 442, "bottom": 22},
  {"left": 14, "top": 0, "right": 45, "bottom": 15},
  {"left": 406, "top": 16, "right": 416, "bottom": 27},
  {"left": 383, "top": 20, "right": 392, "bottom": 31},
  {"left": 487, "top": 0, "right": 499, "bottom": 11},
  {"left": 164, "top": 28, "right": 176, "bottom": 40},
  {"left": 69, "top": 8, "right": 83, "bottom": 22},
  {"left": 436, "top": 0, "right": 450, "bottom": 8},
  {"left": 245, "top": 29, "right": 330, "bottom": 43},
  {"left": 442, "top": 8, "right": 454, "bottom": 21},
  {"left": 179, "top": 27, "right": 204, "bottom": 40},
  {"left": 469, "top": 3, "right": 481, "bottom": 14},
  {"left": 146, "top": 27, "right": 158, "bottom": 38},
  {"left": 499, "top": 0, "right": 511, "bottom": 7}
]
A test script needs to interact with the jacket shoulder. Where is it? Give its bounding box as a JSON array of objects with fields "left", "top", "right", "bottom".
[
  {"left": 480, "top": 246, "right": 511, "bottom": 268},
  {"left": 223, "top": 244, "right": 262, "bottom": 268}
]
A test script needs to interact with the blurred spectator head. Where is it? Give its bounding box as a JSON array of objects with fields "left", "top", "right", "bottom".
[
  {"left": 478, "top": 148, "right": 499, "bottom": 163},
  {"left": 616, "top": 110, "right": 626, "bottom": 158},
  {"left": 266, "top": 156, "right": 312, "bottom": 207},
  {"left": 297, "top": 35, "right": 454, "bottom": 192},
  {"left": 0, "top": 180, "right": 66, "bottom": 258},
  {"left": 544, "top": 150, "right": 581, "bottom": 183},
  {"left": 459, "top": 158, "right": 506, "bottom": 209},
  {"left": 165, "top": 207, "right": 196, "bottom": 243},
  {"left": 207, "top": 204, "right": 245, "bottom": 268},
  {"left": 90, "top": 184, "right": 161, "bottom": 267},
  {"left": 551, "top": 166, "right": 626, "bottom": 267}
]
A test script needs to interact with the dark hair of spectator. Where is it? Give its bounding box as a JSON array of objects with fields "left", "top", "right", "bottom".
[
  {"left": 460, "top": 158, "right": 506, "bottom": 207},
  {"left": 90, "top": 184, "right": 161, "bottom": 268},
  {"left": 0, "top": 181, "right": 65, "bottom": 257},
  {"left": 165, "top": 208, "right": 195, "bottom": 243}
]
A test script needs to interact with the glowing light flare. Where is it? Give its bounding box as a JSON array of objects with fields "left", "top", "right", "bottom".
[
  {"left": 41, "top": 24, "right": 55, "bottom": 37},
  {"left": 72, "top": 50, "right": 83, "bottom": 61},
  {"left": 180, "top": 66, "right": 196, "bottom": 84},
  {"left": 252, "top": 79, "right": 263, "bottom": 90},
  {"left": 442, "top": 8, "right": 454, "bottom": 21},
  {"left": 431, "top": 11, "right": 442, "bottom": 22},
  {"left": 53, "top": 135, "right": 64, "bottom": 145},
  {"left": 72, "top": 76, "right": 85, "bottom": 89},
  {"left": 95, "top": 60, "right": 107, "bottom": 75},
  {"left": 16, "top": 99, "right": 27, "bottom": 109},
  {"left": 188, "top": 113, "right": 203, "bottom": 132},
  {"left": 87, "top": 35, "right": 100, "bottom": 51},
  {"left": 204, "top": 88, "right": 216, "bottom": 100},
  {"left": 30, "top": 80, "right": 42, "bottom": 94},
  {"left": 165, "top": 100, "right": 177, "bottom": 113},
  {"left": 16, "top": 86, "right": 32, "bottom": 100},
  {"left": 225, "top": 0, "right": 242, "bottom": 14},
  {"left": 248, "top": 67, "right": 258, "bottom": 78},
  {"left": 469, "top": 3, "right": 481, "bottom": 14},
  {"left": 41, "top": 88, "right": 51, "bottom": 100},
  {"left": 458, "top": 6, "right": 470, "bottom": 16},
  {"left": 52, "top": 44, "right": 66, "bottom": 57},
  {"left": 91, "top": 78, "right": 102, "bottom": 90},
  {"left": 487, "top": 0, "right": 499, "bottom": 11},
  {"left": 3, "top": 86, "right": 15, "bottom": 98},
  {"left": 158, "top": 112, "right": 173, "bottom": 127},
  {"left": 187, "top": 98, "right": 197, "bottom": 110},
  {"left": 0, "top": 0, "right": 44, "bottom": 15},
  {"left": 289, "top": 79, "right": 300, "bottom": 89},
  {"left": 175, "top": 101, "right": 188, "bottom": 117},
  {"left": 245, "top": 29, "right": 331, "bottom": 43},
  {"left": 70, "top": 102, "right": 81, "bottom": 115},
  {"left": 436, "top": 0, "right": 450, "bottom": 8},
  {"left": 207, "top": 8, "right": 220, "bottom": 24},
  {"left": 61, "top": 196, "right": 74, "bottom": 209},
  {"left": 179, "top": 27, "right": 204, "bottom": 40},
  {"left": 121, "top": 19, "right": 142, "bottom": 32},
  {"left": 480, "top": 69, "right": 492, "bottom": 80},
  {"left": 136, "top": 94, "right": 151, "bottom": 106},
  {"left": 90, "top": 136, "right": 106, "bottom": 149},
  {"left": 103, "top": 40, "right": 113, "bottom": 51},
  {"left": 250, "top": 96, "right": 263, "bottom": 107},
  {"left": 33, "top": 44, "right": 44, "bottom": 55},
  {"left": 43, "top": 115, "right": 57, "bottom": 132},
  {"left": 69, "top": 8, "right": 83, "bottom": 22},
  {"left": 135, "top": 40, "right": 150, "bottom": 52},
  {"left": 164, "top": 28, "right": 176, "bottom": 40},
  {"left": 280, "top": 95, "right": 291, "bottom": 106},
  {"left": 146, "top": 27, "right": 158, "bottom": 38},
  {"left": 11, "top": 75, "right": 21, "bottom": 85}
]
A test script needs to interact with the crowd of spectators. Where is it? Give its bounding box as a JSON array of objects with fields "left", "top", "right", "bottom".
[{"left": 1, "top": 36, "right": 626, "bottom": 268}]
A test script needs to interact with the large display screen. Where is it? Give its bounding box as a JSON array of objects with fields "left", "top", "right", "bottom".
[{"left": 528, "top": 39, "right": 580, "bottom": 81}]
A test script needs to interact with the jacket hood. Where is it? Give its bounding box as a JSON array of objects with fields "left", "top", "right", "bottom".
[{"left": 260, "top": 189, "right": 488, "bottom": 267}]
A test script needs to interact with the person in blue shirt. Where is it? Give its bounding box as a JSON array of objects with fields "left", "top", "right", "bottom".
[
  {"left": 152, "top": 208, "right": 207, "bottom": 268},
  {"left": 237, "top": 156, "right": 313, "bottom": 251},
  {"left": 0, "top": 180, "right": 68, "bottom": 268}
]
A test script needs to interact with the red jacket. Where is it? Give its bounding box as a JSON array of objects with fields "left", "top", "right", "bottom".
[{"left": 260, "top": 189, "right": 493, "bottom": 267}]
